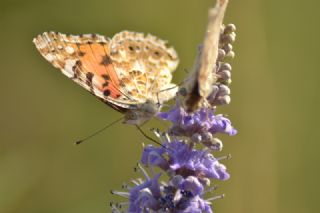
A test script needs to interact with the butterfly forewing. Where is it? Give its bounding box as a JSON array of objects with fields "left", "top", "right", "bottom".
[{"left": 33, "top": 31, "right": 179, "bottom": 123}]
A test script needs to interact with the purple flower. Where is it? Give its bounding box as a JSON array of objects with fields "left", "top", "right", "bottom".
[
  {"left": 141, "top": 139, "right": 230, "bottom": 181},
  {"left": 112, "top": 109, "right": 234, "bottom": 212},
  {"left": 128, "top": 173, "right": 162, "bottom": 212},
  {"left": 111, "top": 165, "right": 219, "bottom": 213},
  {"left": 111, "top": 21, "right": 237, "bottom": 212},
  {"left": 175, "top": 195, "right": 213, "bottom": 213},
  {"left": 158, "top": 105, "right": 237, "bottom": 146}
]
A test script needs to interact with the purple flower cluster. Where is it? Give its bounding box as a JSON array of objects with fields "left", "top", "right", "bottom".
[
  {"left": 141, "top": 136, "right": 230, "bottom": 181},
  {"left": 111, "top": 23, "right": 237, "bottom": 213},
  {"left": 158, "top": 105, "right": 236, "bottom": 150},
  {"left": 111, "top": 106, "right": 236, "bottom": 212},
  {"left": 111, "top": 163, "right": 221, "bottom": 213}
]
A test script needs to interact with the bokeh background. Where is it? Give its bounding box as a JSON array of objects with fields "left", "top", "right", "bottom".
[{"left": 1, "top": 0, "right": 319, "bottom": 212}]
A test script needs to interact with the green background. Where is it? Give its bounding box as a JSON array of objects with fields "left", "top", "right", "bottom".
[{"left": 1, "top": 0, "right": 319, "bottom": 212}]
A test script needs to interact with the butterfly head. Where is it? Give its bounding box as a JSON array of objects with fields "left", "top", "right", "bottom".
[{"left": 123, "top": 100, "right": 160, "bottom": 125}]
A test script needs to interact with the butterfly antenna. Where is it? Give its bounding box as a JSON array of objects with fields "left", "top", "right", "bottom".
[
  {"left": 135, "top": 125, "right": 164, "bottom": 147},
  {"left": 156, "top": 92, "right": 161, "bottom": 108},
  {"left": 75, "top": 116, "right": 124, "bottom": 145},
  {"left": 157, "top": 79, "right": 186, "bottom": 95}
]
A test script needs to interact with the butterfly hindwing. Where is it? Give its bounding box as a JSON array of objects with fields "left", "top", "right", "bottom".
[{"left": 109, "top": 31, "right": 179, "bottom": 104}]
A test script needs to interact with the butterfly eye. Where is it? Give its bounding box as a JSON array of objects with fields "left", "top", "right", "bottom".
[
  {"left": 178, "top": 87, "right": 188, "bottom": 97},
  {"left": 126, "top": 111, "right": 138, "bottom": 121},
  {"left": 143, "top": 101, "right": 158, "bottom": 113}
]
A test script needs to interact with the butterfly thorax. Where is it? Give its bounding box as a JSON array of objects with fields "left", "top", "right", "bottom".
[{"left": 123, "top": 100, "right": 160, "bottom": 125}]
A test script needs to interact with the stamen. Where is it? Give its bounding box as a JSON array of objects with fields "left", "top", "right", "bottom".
[
  {"left": 116, "top": 202, "right": 129, "bottom": 208},
  {"left": 110, "top": 190, "right": 130, "bottom": 198},
  {"left": 203, "top": 185, "right": 219, "bottom": 194},
  {"left": 216, "top": 154, "right": 232, "bottom": 161},
  {"left": 130, "top": 179, "right": 140, "bottom": 186},
  {"left": 151, "top": 128, "right": 161, "bottom": 138},
  {"left": 164, "top": 132, "right": 171, "bottom": 143},
  {"left": 110, "top": 202, "right": 126, "bottom": 213},
  {"left": 121, "top": 183, "right": 132, "bottom": 190},
  {"left": 110, "top": 203, "right": 122, "bottom": 213},
  {"left": 206, "top": 193, "right": 225, "bottom": 202},
  {"left": 135, "top": 163, "right": 150, "bottom": 180}
]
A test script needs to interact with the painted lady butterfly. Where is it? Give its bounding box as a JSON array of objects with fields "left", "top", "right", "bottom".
[
  {"left": 181, "top": 0, "right": 228, "bottom": 112},
  {"left": 33, "top": 31, "right": 179, "bottom": 124}
]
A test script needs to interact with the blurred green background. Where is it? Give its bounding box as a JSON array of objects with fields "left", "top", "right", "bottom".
[{"left": 1, "top": 0, "right": 319, "bottom": 212}]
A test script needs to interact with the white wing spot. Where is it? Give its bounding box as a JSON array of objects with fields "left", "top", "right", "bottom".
[
  {"left": 65, "top": 46, "right": 75, "bottom": 54},
  {"left": 63, "top": 59, "right": 77, "bottom": 78},
  {"left": 34, "top": 39, "right": 46, "bottom": 49},
  {"left": 45, "top": 53, "right": 54, "bottom": 62}
]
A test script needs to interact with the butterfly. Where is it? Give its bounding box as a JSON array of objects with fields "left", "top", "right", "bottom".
[
  {"left": 33, "top": 31, "right": 179, "bottom": 125},
  {"left": 181, "top": 0, "right": 228, "bottom": 112}
]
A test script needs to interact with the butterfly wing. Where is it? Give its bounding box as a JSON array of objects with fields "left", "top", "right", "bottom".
[
  {"left": 33, "top": 32, "right": 137, "bottom": 112},
  {"left": 182, "top": 0, "right": 228, "bottom": 112},
  {"left": 108, "top": 31, "right": 179, "bottom": 105},
  {"left": 33, "top": 31, "right": 179, "bottom": 124}
]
